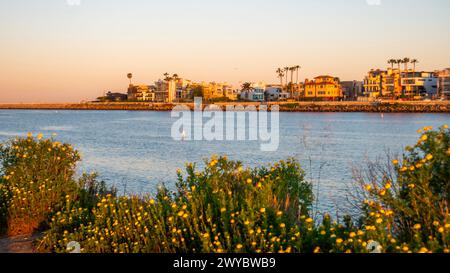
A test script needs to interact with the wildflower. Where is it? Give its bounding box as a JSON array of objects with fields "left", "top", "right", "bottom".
[
  {"left": 376, "top": 218, "right": 383, "bottom": 224},
  {"left": 408, "top": 184, "right": 416, "bottom": 189},
  {"left": 379, "top": 190, "right": 386, "bottom": 196},
  {"left": 37, "top": 133, "right": 43, "bottom": 140},
  {"left": 320, "top": 230, "right": 326, "bottom": 235},
  {"left": 438, "top": 227, "right": 444, "bottom": 233},
  {"left": 220, "top": 208, "right": 226, "bottom": 213},
  {"left": 276, "top": 211, "right": 283, "bottom": 217},
  {"left": 349, "top": 232, "right": 356, "bottom": 238},
  {"left": 421, "top": 135, "right": 428, "bottom": 141},
  {"left": 306, "top": 218, "right": 313, "bottom": 224},
  {"left": 230, "top": 219, "right": 235, "bottom": 224},
  {"left": 426, "top": 154, "right": 433, "bottom": 161},
  {"left": 385, "top": 183, "right": 392, "bottom": 190},
  {"left": 447, "top": 148, "right": 450, "bottom": 155},
  {"left": 365, "top": 185, "right": 372, "bottom": 191},
  {"left": 279, "top": 223, "right": 286, "bottom": 229},
  {"left": 419, "top": 247, "right": 429, "bottom": 253},
  {"left": 414, "top": 224, "right": 422, "bottom": 230},
  {"left": 313, "top": 247, "right": 321, "bottom": 253},
  {"left": 444, "top": 124, "right": 449, "bottom": 129},
  {"left": 392, "top": 160, "right": 399, "bottom": 165},
  {"left": 236, "top": 244, "right": 243, "bottom": 250},
  {"left": 336, "top": 238, "right": 343, "bottom": 244},
  {"left": 244, "top": 220, "right": 250, "bottom": 226},
  {"left": 400, "top": 167, "right": 408, "bottom": 172},
  {"left": 260, "top": 208, "right": 266, "bottom": 213},
  {"left": 246, "top": 178, "right": 252, "bottom": 184}
]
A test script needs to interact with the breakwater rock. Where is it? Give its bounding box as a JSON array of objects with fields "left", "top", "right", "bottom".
[{"left": 1, "top": 101, "right": 449, "bottom": 113}]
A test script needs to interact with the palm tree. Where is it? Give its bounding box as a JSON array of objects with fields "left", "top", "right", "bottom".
[
  {"left": 295, "top": 65, "right": 301, "bottom": 84},
  {"left": 402, "top": 57, "right": 411, "bottom": 71},
  {"left": 163, "top": 73, "right": 171, "bottom": 81},
  {"left": 127, "top": 73, "right": 133, "bottom": 85},
  {"left": 289, "top": 67, "right": 295, "bottom": 85},
  {"left": 172, "top": 73, "right": 180, "bottom": 81},
  {"left": 276, "top": 68, "right": 284, "bottom": 86},
  {"left": 388, "top": 59, "right": 396, "bottom": 69},
  {"left": 411, "top": 59, "right": 419, "bottom": 72},
  {"left": 242, "top": 82, "right": 252, "bottom": 91},
  {"left": 284, "top": 67, "right": 290, "bottom": 88},
  {"left": 396, "top": 59, "right": 403, "bottom": 70}
]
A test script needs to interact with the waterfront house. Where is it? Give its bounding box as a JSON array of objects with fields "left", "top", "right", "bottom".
[
  {"left": 127, "top": 85, "right": 156, "bottom": 101},
  {"left": 438, "top": 68, "right": 450, "bottom": 99},
  {"left": 304, "top": 76, "right": 343, "bottom": 100},
  {"left": 401, "top": 71, "right": 438, "bottom": 98}
]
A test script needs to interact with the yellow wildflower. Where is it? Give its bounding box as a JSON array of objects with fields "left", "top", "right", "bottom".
[
  {"left": 414, "top": 224, "right": 421, "bottom": 230},
  {"left": 260, "top": 208, "right": 266, "bottom": 213}
]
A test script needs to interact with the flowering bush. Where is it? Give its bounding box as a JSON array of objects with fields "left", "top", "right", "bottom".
[
  {"left": 357, "top": 125, "right": 450, "bottom": 253},
  {"left": 0, "top": 134, "right": 80, "bottom": 236},
  {"left": 37, "top": 157, "right": 314, "bottom": 253},
  {"left": 2, "top": 126, "right": 450, "bottom": 253}
]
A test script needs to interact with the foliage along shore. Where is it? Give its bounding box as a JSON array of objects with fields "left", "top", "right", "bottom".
[
  {"left": 0, "top": 126, "right": 449, "bottom": 253},
  {"left": 0, "top": 101, "right": 450, "bottom": 113}
]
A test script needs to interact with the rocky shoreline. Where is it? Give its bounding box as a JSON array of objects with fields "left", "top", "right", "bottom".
[{"left": 0, "top": 101, "right": 450, "bottom": 113}]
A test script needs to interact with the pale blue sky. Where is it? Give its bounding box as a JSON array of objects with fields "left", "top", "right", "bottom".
[{"left": 1, "top": 0, "right": 450, "bottom": 102}]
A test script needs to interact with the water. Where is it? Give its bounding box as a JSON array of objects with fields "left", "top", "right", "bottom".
[{"left": 1, "top": 110, "right": 449, "bottom": 214}]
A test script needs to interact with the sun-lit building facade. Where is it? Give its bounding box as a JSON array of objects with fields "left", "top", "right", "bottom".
[
  {"left": 438, "top": 68, "right": 450, "bottom": 99},
  {"left": 304, "top": 76, "right": 342, "bottom": 100}
]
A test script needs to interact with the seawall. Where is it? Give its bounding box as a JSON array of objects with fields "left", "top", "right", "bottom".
[{"left": 0, "top": 101, "right": 449, "bottom": 113}]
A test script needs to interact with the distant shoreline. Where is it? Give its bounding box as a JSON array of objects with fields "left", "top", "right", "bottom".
[{"left": 0, "top": 101, "right": 450, "bottom": 113}]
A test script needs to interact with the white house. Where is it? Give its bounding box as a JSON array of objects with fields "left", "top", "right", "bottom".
[
  {"left": 240, "top": 87, "right": 265, "bottom": 102},
  {"left": 265, "top": 87, "right": 290, "bottom": 101}
]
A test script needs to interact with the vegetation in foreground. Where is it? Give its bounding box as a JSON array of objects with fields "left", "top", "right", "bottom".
[{"left": 0, "top": 126, "right": 449, "bottom": 253}]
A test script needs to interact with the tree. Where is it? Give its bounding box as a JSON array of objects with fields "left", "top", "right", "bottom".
[
  {"left": 402, "top": 57, "right": 411, "bottom": 71},
  {"left": 163, "top": 73, "right": 171, "bottom": 81},
  {"left": 241, "top": 82, "right": 252, "bottom": 91},
  {"left": 411, "top": 59, "right": 419, "bottom": 72},
  {"left": 276, "top": 68, "right": 285, "bottom": 86},
  {"left": 284, "top": 67, "right": 289, "bottom": 89},
  {"left": 388, "top": 59, "right": 396, "bottom": 69},
  {"left": 127, "top": 73, "right": 133, "bottom": 85},
  {"left": 295, "top": 65, "right": 301, "bottom": 84},
  {"left": 396, "top": 59, "right": 403, "bottom": 70}
]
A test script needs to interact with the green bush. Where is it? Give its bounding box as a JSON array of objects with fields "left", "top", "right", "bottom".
[
  {"left": 37, "top": 157, "right": 314, "bottom": 253},
  {"left": 0, "top": 134, "right": 80, "bottom": 236},
  {"left": 2, "top": 126, "right": 450, "bottom": 253}
]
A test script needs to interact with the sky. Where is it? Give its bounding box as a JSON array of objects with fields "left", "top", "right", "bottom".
[{"left": 0, "top": 0, "right": 450, "bottom": 102}]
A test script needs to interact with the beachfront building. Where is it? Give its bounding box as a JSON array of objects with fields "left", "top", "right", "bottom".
[
  {"left": 240, "top": 83, "right": 265, "bottom": 102},
  {"left": 127, "top": 84, "right": 156, "bottom": 101},
  {"left": 438, "top": 68, "right": 450, "bottom": 99},
  {"left": 304, "top": 76, "right": 342, "bottom": 100},
  {"left": 363, "top": 69, "right": 386, "bottom": 98},
  {"left": 401, "top": 71, "right": 438, "bottom": 98},
  {"left": 341, "top": 81, "right": 363, "bottom": 100},
  {"left": 265, "top": 85, "right": 290, "bottom": 101}
]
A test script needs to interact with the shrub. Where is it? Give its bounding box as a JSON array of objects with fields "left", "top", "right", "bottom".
[
  {"left": 0, "top": 133, "right": 80, "bottom": 236},
  {"left": 356, "top": 125, "right": 450, "bottom": 252},
  {"left": 37, "top": 157, "right": 314, "bottom": 253}
]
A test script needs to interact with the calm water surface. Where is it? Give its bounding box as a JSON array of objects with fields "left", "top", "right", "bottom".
[{"left": 1, "top": 110, "right": 449, "bottom": 213}]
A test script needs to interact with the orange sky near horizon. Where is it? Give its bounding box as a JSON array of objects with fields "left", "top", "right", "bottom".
[{"left": 1, "top": 0, "right": 450, "bottom": 103}]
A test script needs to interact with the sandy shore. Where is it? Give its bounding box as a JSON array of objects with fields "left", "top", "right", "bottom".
[{"left": 0, "top": 101, "right": 449, "bottom": 113}]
